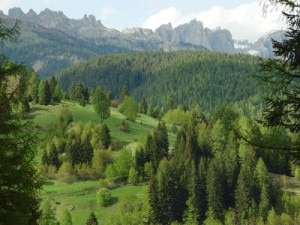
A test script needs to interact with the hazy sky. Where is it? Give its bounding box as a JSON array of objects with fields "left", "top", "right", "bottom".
[{"left": 0, "top": 0, "right": 285, "bottom": 42}]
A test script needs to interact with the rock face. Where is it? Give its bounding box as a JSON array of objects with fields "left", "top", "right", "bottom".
[
  {"left": 0, "top": 7, "right": 285, "bottom": 77},
  {"left": 155, "top": 20, "right": 235, "bottom": 53},
  {"left": 234, "top": 30, "right": 286, "bottom": 57}
]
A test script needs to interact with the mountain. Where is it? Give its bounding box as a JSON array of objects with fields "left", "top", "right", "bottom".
[
  {"left": 155, "top": 20, "right": 235, "bottom": 53},
  {"left": 234, "top": 30, "right": 286, "bottom": 57},
  {"left": 0, "top": 8, "right": 235, "bottom": 77},
  {"left": 0, "top": 8, "right": 285, "bottom": 77}
]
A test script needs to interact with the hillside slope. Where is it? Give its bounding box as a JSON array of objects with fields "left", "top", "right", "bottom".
[{"left": 56, "top": 51, "right": 261, "bottom": 114}]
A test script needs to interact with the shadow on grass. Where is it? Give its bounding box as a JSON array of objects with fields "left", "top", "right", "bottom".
[{"left": 109, "top": 197, "right": 119, "bottom": 206}]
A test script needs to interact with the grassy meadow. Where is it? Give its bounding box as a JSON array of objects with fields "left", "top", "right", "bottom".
[
  {"left": 29, "top": 100, "right": 177, "bottom": 145},
  {"left": 43, "top": 180, "right": 147, "bottom": 224}
]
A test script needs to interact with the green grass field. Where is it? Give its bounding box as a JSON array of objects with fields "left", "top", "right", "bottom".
[
  {"left": 43, "top": 180, "right": 147, "bottom": 224},
  {"left": 29, "top": 100, "right": 177, "bottom": 145}
]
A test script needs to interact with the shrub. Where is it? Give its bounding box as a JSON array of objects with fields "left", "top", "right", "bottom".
[{"left": 97, "top": 187, "right": 112, "bottom": 207}]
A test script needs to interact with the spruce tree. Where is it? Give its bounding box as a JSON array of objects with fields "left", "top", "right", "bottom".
[
  {"left": 235, "top": 148, "right": 257, "bottom": 222},
  {"left": 206, "top": 157, "right": 225, "bottom": 220},
  {"left": 139, "top": 96, "right": 148, "bottom": 114},
  {"left": 99, "top": 123, "right": 111, "bottom": 149},
  {"left": 38, "top": 200, "right": 57, "bottom": 225}
]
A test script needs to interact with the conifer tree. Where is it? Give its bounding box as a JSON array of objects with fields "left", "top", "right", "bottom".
[
  {"left": 99, "top": 123, "right": 111, "bottom": 149},
  {"left": 198, "top": 157, "right": 208, "bottom": 224},
  {"left": 38, "top": 80, "right": 51, "bottom": 105},
  {"left": 235, "top": 148, "right": 257, "bottom": 222},
  {"left": 49, "top": 76, "right": 57, "bottom": 98},
  {"left": 148, "top": 176, "right": 161, "bottom": 224},
  {"left": 86, "top": 212, "right": 98, "bottom": 225},
  {"left": 153, "top": 120, "right": 169, "bottom": 159},
  {"left": 139, "top": 96, "right": 148, "bottom": 114},
  {"left": 119, "top": 85, "right": 129, "bottom": 103},
  {"left": 38, "top": 200, "right": 57, "bottom": 225},
  {"left": 206, "top": 157, "right": 225, "bottom": 220}
]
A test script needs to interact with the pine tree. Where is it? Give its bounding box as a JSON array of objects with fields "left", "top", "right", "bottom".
[
  {"left": 235, "top": 148, "right": 257, "bottom": 222},
  {"left": 139, "top": 96, "right": 148, "bottom": 114},
  {"left": 197, "top": 157, "right": 208, "bottom": 224},
  {"left": 148, "top": 176, "right": 161, "bottom": 224},
  {"left": 86, "top": 212, "right": 98, "bottom": 225},
  {"left": 49, "top": 76, "right": 57, "bottom": 98},
  {"left": 153, "top": 120, "right": 169, "bottom": 159},
  {"left": 99, "top": 123, "right": 111, "bottom": 149},
  {"left": 38, "top": 200, "right": 57, "bottom": 225},
  {"left": 255, "top": 158, "right": 271, "bottom": 220},
  {"left": 206, "top": 157, "right": 225, "bottom": 220}
]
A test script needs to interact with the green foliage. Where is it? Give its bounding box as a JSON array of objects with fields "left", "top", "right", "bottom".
[
  {"left": 128, "top": 167, "right": 139, "bottom": 184},
  {"left": 206, "top": 157, "right": 226, "bottom": 220},
  {"left": 96, "top": 187, "right": 112, "bottom": 207},
  {"left": 38, "top": 200, "right": 57, "bottom": 225},
  {"left": 255, "top": 0, "right": 300, "bottom": 161},
  {"left": 99, "top": 123, "right": 111, "bottom": 149},
  {"left": 38, "top": 80, "right": 52, "bottom": 105},
  {"left": 60, "top": 209, "right": 72, "bottom": 225},
  {"left": 139, "top": 96, "right": 148, "bottom": 114},
  {"left": 235, "top": 148, "right": 257, "bottom": 222},
  {"left": 56, "top": 51, "right": 260, "bottom": 115},
  {"left": 118, "top": 96, "right": 139, "bottom": 121},
  {"left": 0, "top": 20, "right": 41, "bottom": 225},
  {"left": 105, "top": 194, "right": 148, "bottom": 225},
  {"left": 163, "top": 107, "right": 193, "bottom": 125},
  {"left": 86, "top": 212, "right": 98, "bottom": 225},
  {"left": 69, "top": 81, "right": 89, "bottom": 106},
  {"left": 93, "top": 86, "right": 110, "bottom": 122}
]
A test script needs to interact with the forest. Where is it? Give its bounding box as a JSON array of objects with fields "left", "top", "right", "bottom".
[
  {"left": 1, "top": 0, "right": 300, "bottom": 225},
  {"left": 55, "top": 51, "right": 262, "bottom": 116}
]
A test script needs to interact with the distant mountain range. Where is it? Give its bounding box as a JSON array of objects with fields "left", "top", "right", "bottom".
[{"left": 0, "top": 8, "right": 285, "bottom": 77}]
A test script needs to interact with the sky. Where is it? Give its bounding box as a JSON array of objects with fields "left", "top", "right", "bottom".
[{"left": 0, "top": 0, "right": 285, "bottom": 42}]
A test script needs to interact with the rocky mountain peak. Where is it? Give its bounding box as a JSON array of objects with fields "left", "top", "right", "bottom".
[{"left": 8, "top": 7, "right": 25, "bottom": 19}]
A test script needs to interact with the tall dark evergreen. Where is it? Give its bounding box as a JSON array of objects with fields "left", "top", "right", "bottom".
[
  {"left": 38, "top": 80, "right": 51, "bottom": 105},
  {"left": 49, "top": 76, "right": 57, "bottom": 98},
  {"left": 0, "top": 20, "right": 41, "bottom": 224},
  {"left": 99, "top": 123, "right": 111, "bottom": 149},
  {"left": 153, "top": 120, "right": 169, "bottom": 159},
  {"left": 235, "top": 148, "right": 257, "bottom": 222},
  {"left": 148, "top": 176, "right": 161, "bottom": 224},
  {"left": 206, "top": 157, "right": 225, "bottom": 220}
]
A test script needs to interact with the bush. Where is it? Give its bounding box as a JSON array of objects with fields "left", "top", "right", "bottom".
[
  {"left": 128, "top": 167, "right": 139, "bottom": 185},
  {"left": 97, "top": 187, "right": 112, "bottom": 207}
]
